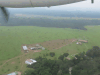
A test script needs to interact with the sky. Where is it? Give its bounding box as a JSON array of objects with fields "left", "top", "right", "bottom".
[
  {"left": 8, "top": 0, "right": 100, "bottom": 12},
  {"left": 47, "top": 0, "right": 100, "bottom": 11}
]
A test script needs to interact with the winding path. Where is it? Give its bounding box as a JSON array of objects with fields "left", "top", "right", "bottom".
[
  {"left": 55, "top": 39, "right": 77, "bottom": 49},
  {"left": 0, "top": 53, "right": 26, "bottom": 69},
  {"left": 0, "top": 39, "right": 77, "bottom": 69}
]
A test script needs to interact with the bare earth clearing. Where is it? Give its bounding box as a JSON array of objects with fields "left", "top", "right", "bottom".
[
  {"left": 0, "top": 39, "right": 77, "bottom": 75},
  {"left": 11, "top": 62, "right": 15, "bottom": 64},
  {"left": 26, "top": 39, "right": 77, "bottom": 51}
]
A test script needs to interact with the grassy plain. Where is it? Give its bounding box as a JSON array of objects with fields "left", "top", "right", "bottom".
[{"left": 0, "top": 25, "right": 100, "bottom": 74}]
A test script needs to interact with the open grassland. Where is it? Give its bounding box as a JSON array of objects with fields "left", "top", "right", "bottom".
[
  {"left": 0, "top": 26, "right": 79, "bottom": 61},
  {"left": 0, "top": 25, "right": 100, "bottom": 74}
]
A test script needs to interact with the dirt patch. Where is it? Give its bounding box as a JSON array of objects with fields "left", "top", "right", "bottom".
[
  {"left": 21, "top": 39, "right": 77, "bottom": 53},
  {"left": 0, "top": 39, "right": 77, "bottom": 75},
  {"left": 34, "top": 50, "right": 41, "bottom": 52},
  {"left": 39, "top": 39, "right": 77, "bottom": 50},
  {"left": 66, "top": 57, "right": 71, "bottom": 60},
  {"left": 17, "top": 71, "right": 21, "bottom": 75},
  {"left": 0, "top": 53, "right": 26, "bottom": 69},
  {"left": 11, "top": 62, "right": 15, "bottom": 64},
  {"left": 0, "top": 39, "right": 76, "bottom": 68}
]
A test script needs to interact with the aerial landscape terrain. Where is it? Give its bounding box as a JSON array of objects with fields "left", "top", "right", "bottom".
[{"left": 0, "top": 10, "right": 100, "bottom": 75}]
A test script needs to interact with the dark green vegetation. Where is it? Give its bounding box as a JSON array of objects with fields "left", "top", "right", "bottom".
[
  {"left": 0, "top": 10, "right": 100, "bottom": 74},
  {"left": 58, "top": 53, "right": 69, "bottom": 61},
  {"left": 1, "top": 10, "right": 100, "bottom": 30},
  {"left": 0, "top": 15, "right": 100, "bottom": 30},
  {"left": 72, "top": 46, "right": 100, "bottom": 75},
  {"left": 49, "top": 52, "right": 55, "bottom": 57},
  {"left": 24, "top": 46, "right": 100, "bottom": 75},
  {"left": 0, "top": 25, "right": 100, "bottom": 74}
]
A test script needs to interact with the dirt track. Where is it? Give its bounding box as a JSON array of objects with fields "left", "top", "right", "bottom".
[
  {"left": 0, "top": 39, "right": 77, "bottom": 74},
  {"left": 0, "top": 53, "right": 26, "bottom": 68},
  {"left": 27, "top": 39, "right": 77, "bottom": 50}
]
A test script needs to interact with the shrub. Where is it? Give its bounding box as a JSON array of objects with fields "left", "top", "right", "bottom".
[
  {"left": 46, "top": 53, "right": 48, "bottom": 56},
  {"left": 8, "top": 69, "right": 10, "bottom": 71},
  {"left": 15, "top": 66, "right": 18, "bottom": 69},
  {"left": 58, "top": 55, "right": 64, "bottom": 61},
  {"left": 63, "top": 53, "right": 69, "bottom": 57},
  {"left": 50, "top": 52, "right": 55, "bottom": 57}
]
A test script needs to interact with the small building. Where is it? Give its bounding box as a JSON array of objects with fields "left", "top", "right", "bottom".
[
  {"left": 76, "top": 42, "right": 82, "bottom": 45},
  {"left": 42, "top": 47, "right": 45, "bottom": 50},
  {"left": 7, "top": 71, "right": 18, "bottom": 75},
  {"left": 25, "top": 59, "right": 37, "bottom": 65},
  {"left": 37, "top": 46, "right": 42, "bottom": 49},
  {"left": 30, "top": 47, "right": 36, "bottom": 50},
  {"left": 23, "top": 46, "right": 28, "bottom": 53}
]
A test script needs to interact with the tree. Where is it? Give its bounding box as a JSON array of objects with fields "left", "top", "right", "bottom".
[
  {"left": 25, "top": 54, "right": 70, "bottom": 75},
  {"left": 24, "top": 47, "right": 100, "bottom": 75},
  {"left": 72, "top": 60, "right": 98, "bottom": 75},
  {"left": 63, "top": 53, "right": 69, "bottom": 57},
  {"left": 58, "top": 55, "right": 64, "bottom": 61},
  {"left": 24, "top": 69, "right": 35, "bottom": 75},
  {"left": 50, "top": 52, "right": 55, "bottom": 57},
  {"left": 7, "top": 69, "right": 10, "bottom": 71},
  {"left": 86, "top": 46, "right": 100, "bottom": 58}
]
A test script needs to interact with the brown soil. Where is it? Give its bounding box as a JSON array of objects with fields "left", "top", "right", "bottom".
[
  {"left": 66, "top": 57, "right": 71, "bottom": 60},
  {"left": 17, "top": 71, "right": 21, "bottom": 75},
  {"left": 11, "top": 62, "right": 15, "bottom": 64},
  {"left": 0, "top": 39, "right": 77, "bottom": 72},
  {"left": 33, "top": 50, "right": 41, "bottom": 52},
  {"left": 40, "top": 39, "right": 76, "bottom": 50},
  {"left": 26, "top": 39, "right": 77, "bottom": 51}
]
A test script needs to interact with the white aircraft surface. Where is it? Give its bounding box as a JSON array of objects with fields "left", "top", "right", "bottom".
[{"left": 0, "top": 0, "right": 94, "bottom": 22}]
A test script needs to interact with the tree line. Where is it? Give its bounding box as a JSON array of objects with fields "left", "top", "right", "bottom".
[
  {"left": 23, "top": 46, "right": 100, "bottom": 75},
  {"left": 0, "top": 16, "right": 100, "bottom": 30}
]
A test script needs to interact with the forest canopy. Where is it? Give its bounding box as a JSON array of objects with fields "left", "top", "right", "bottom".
[
  {"left": 24, "top": 46, "right": 100, "bottom": 75},
  {"left": 0, "top": 16, "right": 100, "bottom": 30}
]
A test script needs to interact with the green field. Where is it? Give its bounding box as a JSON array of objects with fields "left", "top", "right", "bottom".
[{"left": 0, "top": 25, "right": 100, "bottom": 74}]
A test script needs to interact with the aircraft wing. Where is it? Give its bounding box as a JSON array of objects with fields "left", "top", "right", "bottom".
[
  {"left": 30, "top": 0, "right": 86, "bottom": 7},
  {"left": 0, "top": 0, "right": 91, "bottom": 22},
  {"left": 0, "top": 0, "right": 86, "bottom": 8}
]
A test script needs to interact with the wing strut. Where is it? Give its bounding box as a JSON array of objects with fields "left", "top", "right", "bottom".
[{"left": 0, "top": 7, "right": 9, "bottom": 22}]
